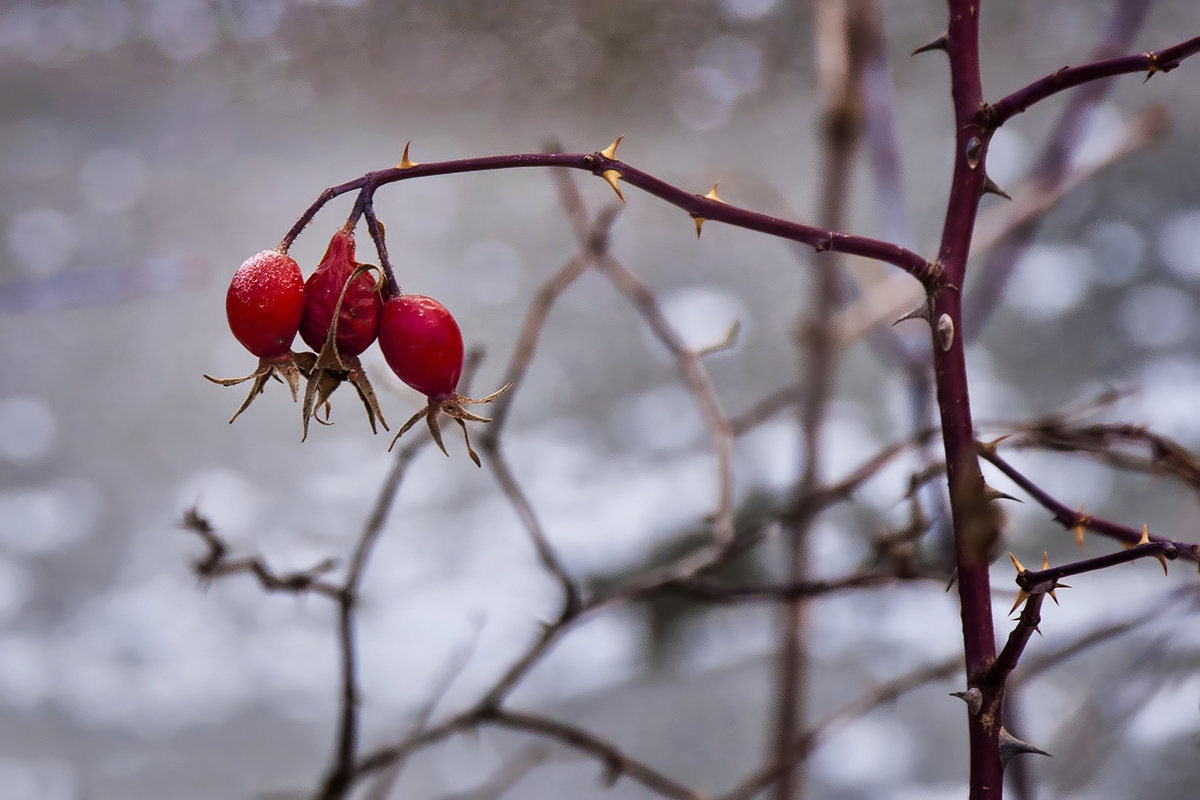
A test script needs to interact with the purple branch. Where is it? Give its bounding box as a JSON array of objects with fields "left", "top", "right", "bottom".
[
  {"left": 992, "top": 593, "right": 1046, "bottom": 685},
  {"left": 964, "top": 0, "right": 1154, "bottom": 336},
  {"left": 278, "top": 151, "right": 940, "bottom": 288},
  {"left": 934, "top": 2, "right": 1003, "bottom": 797},
  {"left": 987, "top": 35, "right": 1200, "bottom": 126},
  {"left": 1019, "top": 543, "right": 1182, "bottom": 588},
  {"left": 980, "top": 445, "right": 1200, "bottom": 562}
]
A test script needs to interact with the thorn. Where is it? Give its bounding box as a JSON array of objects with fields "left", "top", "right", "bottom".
[
  {"left": 950, "top": 687, "right": 983, "bottom": 716},
  {"left": 1143, "top": 52, "right": 1161, "bottom": 83},
  {"left": 1042, "top": 552, "right": 1049, "bottom": 570},
  {"left": 1047, "top": 588, "right": 1059, "bottom": 605},
  {"left": 1033, "top": 624, "right": 1043, "bottom": 636},
  {"left": 984, "top": 484, "right": 1022, "bottom": 503},
  {"left": 599, "top": 135, "right": 624, "bottom": 161},
  {"left": 1071, "top": 505, "right": 1090, "bottom": 549},
  {"left": 396, "top": 141, "right": 419, "bottom": 169},
  {"left": 704, "top": 183, "right": 725, "bottom": 203},
  {"left": 979, "top": 434, "right": 1012, "bottom": 456},
  {"left": 892, "top": 302, "right": 931, "bottom": 327},
  {"left": 1008, "top": 552, "right": 1026, "bottom": 574},
  {"left": 600, "top": 169, "right": 625, "bottom": 203},
  {"left": 1009, "top": 589, "right": 1029, "bottom": 616},
  {"left": 693, "top": 215, "right": 706, "bottom": 238},
  {"left": 912, "top": 32, "right": 948, "bottom": 56},
  {"left": 982, "top": 174, "right": 1012, "bottom": 200},
  {"left": 998, "top": 727, "right": 1052, "bottom": 768},
  {"left": 1156, "top": 554, "right": 1170, "bottom": 576},
  {"left": 1138, "top": 524, "right": 1151, "bottom": 546}
]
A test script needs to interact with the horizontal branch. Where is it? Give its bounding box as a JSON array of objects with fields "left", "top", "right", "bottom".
[
  {"left": 987, "top": 35, "right": 1200, "bottom": 125},
  {"left": 280, "top": 148, "right": 941, "bottom": 288},
  {"left": 1017, "top": 540, "right": 1184, "bottom": 589},
  {"left": 979, "top": 444, "right": 1200, "bottom": 563}
]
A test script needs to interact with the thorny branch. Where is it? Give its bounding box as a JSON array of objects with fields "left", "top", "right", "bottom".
[{"left": 182, "top": 12, "right": 1200, "bottom": 800}]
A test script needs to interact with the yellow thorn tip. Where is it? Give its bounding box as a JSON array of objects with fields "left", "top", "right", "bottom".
[
  {"left": 397, "top": 141, "right": 419, "bottom": 169},
  {"left": 693, "top": 216, "right": 706, "bottom": 238},
  {"left": 1009, "top": 590, "right": 1029, "bottom": 615},
  {"left": 1009, "top": 552, "right": 1026, "bottom": 574},
  {"left": 600, "top": 169, "right": 625, "bottom": 202},
  {"left": 600, "top": 135, "right": 624, "bottom": 160}
]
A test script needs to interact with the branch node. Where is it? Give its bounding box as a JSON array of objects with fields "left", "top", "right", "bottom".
[{"left": 936, "top": 313, "right": 955, "bottom": 351}]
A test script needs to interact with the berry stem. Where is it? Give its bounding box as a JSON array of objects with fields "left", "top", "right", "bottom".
[{"left": 361, "top": 199, "right": 400, "bottom": 298}]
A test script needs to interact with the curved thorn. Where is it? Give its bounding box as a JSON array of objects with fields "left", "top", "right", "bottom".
[
  {"left": 599, "top": 135, "right": 624, "bottom": 160},
  {"left": 397, "top": 140, "right": 420, "bottom": 169}
]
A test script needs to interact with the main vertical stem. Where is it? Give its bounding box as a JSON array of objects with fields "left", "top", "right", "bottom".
[{"left": 936, "top": 2, "right": 1004, "bottom": 798}]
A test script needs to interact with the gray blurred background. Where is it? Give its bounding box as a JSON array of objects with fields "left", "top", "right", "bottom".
[{"left": 1, "top": 1, "right": 1199, "bottom": 798}]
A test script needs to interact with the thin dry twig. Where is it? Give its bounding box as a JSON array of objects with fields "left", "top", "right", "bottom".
[{"left": 179, "top": 507, "right": 341, "bottom": 600}]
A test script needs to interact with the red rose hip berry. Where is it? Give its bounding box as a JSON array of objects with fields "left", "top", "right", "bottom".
[
  {"left": 205, "top": 248, "right": 307, "bottom": 422},
  {"left": 378, "top": 294, "right": 464, "bottom": 398},
  {"left": 299, "top": 229, "right": 383, "bottom": 357},
  {"left": 378, "top": 294, "right": 510, "bottom": 465},
  {"left": 226, "top": 249, "right": 305, "bottom": 358},
  {"left": 295, "top": 228, "right": 389, "bottom": 441}
]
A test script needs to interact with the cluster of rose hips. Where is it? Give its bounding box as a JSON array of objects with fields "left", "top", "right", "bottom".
[{"left": 205, "top": 225, "right": 507, "bottom": 465}]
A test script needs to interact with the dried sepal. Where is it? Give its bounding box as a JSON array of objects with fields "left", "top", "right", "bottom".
[
  {"left": 299, "top": 263, "right": 389, "bottom": 440},
  {"left": 204, "top": 352, "right": 305, "bottom": 423},
  {"left": 388, "top": 383, "right": 513, "bottom": 466}
]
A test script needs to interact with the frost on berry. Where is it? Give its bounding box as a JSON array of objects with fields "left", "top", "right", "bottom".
[
  {"left": 377, "top": 293, "right": 510, "bottom": 465},
  {"left": 204, "top": 249, "right": 309, "bottom": 423},
  {"left": 297, "top": 228, "right": 388, "bottom": 442}
]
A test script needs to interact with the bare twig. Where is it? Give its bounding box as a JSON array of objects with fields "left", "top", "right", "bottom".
[{"left": 179, "top": 507, "right": 341, "bottom": 600}]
